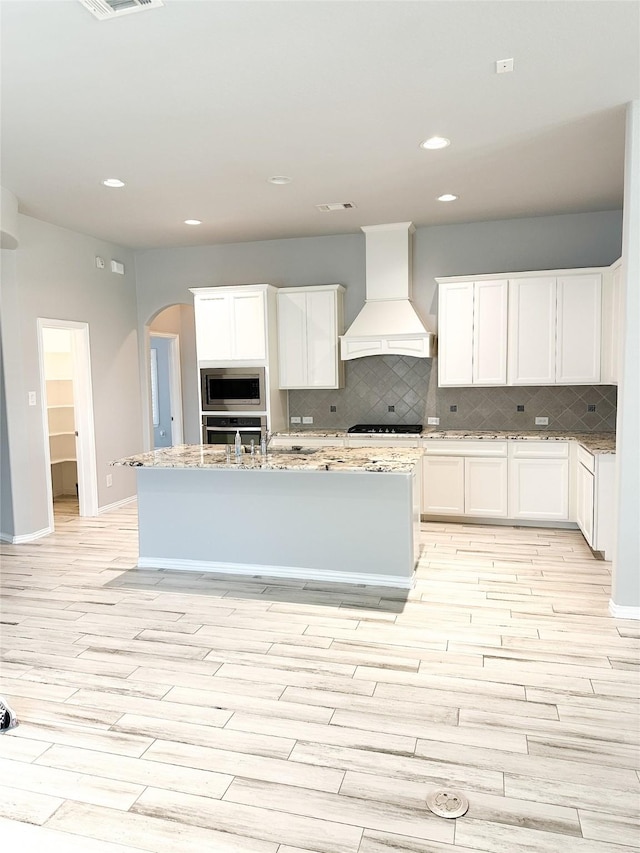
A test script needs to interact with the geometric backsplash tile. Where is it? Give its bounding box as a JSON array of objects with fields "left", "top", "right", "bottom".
[{"left": 288, "top": 355, "right": 617, "bottom": 432}]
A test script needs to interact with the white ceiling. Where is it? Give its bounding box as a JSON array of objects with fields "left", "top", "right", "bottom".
[{"left": 1, "top": 0, "right": 638, "bottom": 249}]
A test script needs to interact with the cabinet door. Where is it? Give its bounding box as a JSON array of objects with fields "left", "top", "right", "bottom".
[
  {"left": 307, "top": 289, "right": 339, "bottom": 387},
  {"left": 194, "top": 294, "right": 232, "bottom": 361},
  {"left": 278, "top": 291, "right": 308, "bottom": 388},
  {"left": 464, "top": 457, "right": 508, "bottom": 517},
  {"left": 473, "top": 280, "right": 508, "bottom": 385},
  {"left": 576, "top": 461, "right": 595, "bottom": 546},
  {"left": 230, "top": 292, "right": 266, "bottom": 360},
  {"left": 422, "top": 456, "right": 464, "bottom": 514},
  {"left": 438, "top": 282, "right": 473, "bottom": 386},
  {"left": 556, "top": 274, "right": 601, "bottom": 384},
  {"left": 509, "top": 458, "right": 569, "bottom": 520},
  {"left": 508, "top": 277, "right": 556, "bottom": 385}
]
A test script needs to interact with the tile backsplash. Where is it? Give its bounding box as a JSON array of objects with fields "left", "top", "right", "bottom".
[{"left": 288, "top": 355, "right": 617, "bottom": 432}]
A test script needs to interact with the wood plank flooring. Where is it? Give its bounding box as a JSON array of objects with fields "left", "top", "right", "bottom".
[{"left": 1, "top": 498, "right": 639, "bottom": 852}]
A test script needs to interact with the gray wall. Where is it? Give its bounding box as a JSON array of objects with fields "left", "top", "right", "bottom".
[
  {"left": 135, "top": 209, "right": 623, "bottom": 442},
  {"left": 0, "top": 215, "right": 142, "bottom": 537}
]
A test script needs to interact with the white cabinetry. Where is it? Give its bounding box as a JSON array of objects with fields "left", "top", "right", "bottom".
[
  {"left": 555, "top": 274, "right": 601, "bottom": 384},
  {"left": 192, "top": 286, "right": 267, "bottom": 362},
  {"left": 508, "top": 273, "right": 601, "bottom": 385},
  {"left": 422, "top": 441, "right": 508, "bottom": 518},
  {"left": 277, "top": 285, "right": 344, "bottom": 389},
  {"left": 437, "top": 268, "right": 604, "bottom": 387},
  {"left": 438, "top": 280, "right": 507, "bottom": 386},
  {"left": 601, "top": 259, "right": 623, "bottom": 385},
  {"left": 508, "top": 442, "right": 569, "bottom": 521},
  {"left": 508, "top": 277, "right": 557, "bottom": 385},
  {"left": 575, "top": 445, "right": 616, "bottom": 558}
]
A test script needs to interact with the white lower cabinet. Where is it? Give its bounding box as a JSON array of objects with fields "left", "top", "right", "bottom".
[
  {"left": 422, "top": 456, "right": 465, "bottom": 514},
  {"left": 576, "top": 459, "right": 595, "bottom": 545},
  {"left": 575, "top": 446, "right": 616, "bottom": 557},
  {"left": 508, "top": 442, "right": 569, "bottom": 521},
  {"left": 422, "top": 442, "right": 507, "bottom": 517},
  {"left": 464, "top": 458, "right": 508, "bottom": 517}
]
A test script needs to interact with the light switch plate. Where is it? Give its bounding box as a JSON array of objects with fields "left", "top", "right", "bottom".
[
  {"left": 111, "top": 259, "right": 125, "bottom": 275},
  {"left": 302, "top": 416, "right": 313, "bottom": 424},
  {"left": 427, "top": 417, "right": 440, "bottom": 425},
  {"left": 535, "top": 416, "right": 549, "bottom": 425},
  {"left": 28, "top": 391, "right": 37, "bottom": 406},
  {"left": 290, "top": 416, "right": 301, "bottom": 424}
]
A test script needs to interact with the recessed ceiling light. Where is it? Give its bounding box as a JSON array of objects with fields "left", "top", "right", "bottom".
[
  {"left": 102, "top": 178, "right": 125, "bottom": 188},
  {"left": 437, "top": 193, "right": 458, "bottom": 202},
  {"left": 184, "top": 219, "right": 202, "bottom": 225},
  {"left": 268, "top": 176, "right": 292, "bottom": 185},
  {"left": 420, "top": 136, "right": 450, "bottom": 150}
]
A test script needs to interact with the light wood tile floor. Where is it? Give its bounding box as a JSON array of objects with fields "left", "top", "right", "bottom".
[{"left": 1, "top": 503, "right": 639, "bottom": 852}]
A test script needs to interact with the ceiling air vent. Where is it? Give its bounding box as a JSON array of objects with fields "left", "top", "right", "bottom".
[
  {"left": 316, "top": 202, "right": 357, "bottom": 212},
  {"left": 78, "top": 0, "right": 163, "bottom": 21}
]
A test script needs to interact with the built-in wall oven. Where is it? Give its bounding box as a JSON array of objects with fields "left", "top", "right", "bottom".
[
  {"left": 200, "top": 367, "right": 265, "bottom": 412},
  {"left": 202, "top": 415, "right": 267, "bottom": 447}
]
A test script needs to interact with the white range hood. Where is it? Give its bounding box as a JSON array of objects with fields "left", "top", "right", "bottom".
[{"left": 340, "top": 222, "right": 436, "bottom": 360}]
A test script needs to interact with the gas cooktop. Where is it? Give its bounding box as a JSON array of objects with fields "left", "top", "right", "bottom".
[{"left": 348, "top": 424, "right": 423, "bottom": 434}]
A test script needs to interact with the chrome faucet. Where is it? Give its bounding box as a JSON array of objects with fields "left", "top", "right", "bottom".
[{"left": 260, "top": 430, "right": 270, "bottom": 455}]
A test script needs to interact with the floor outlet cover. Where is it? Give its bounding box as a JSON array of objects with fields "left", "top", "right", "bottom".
[{"left": 426, "top": 789, "right": 469, "bottom": 819}]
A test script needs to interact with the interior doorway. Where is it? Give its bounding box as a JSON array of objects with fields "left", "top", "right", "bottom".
[
  {"left": 150, "top": 333, "right": 183, "bottom": 447},
  {"left": 38, "top": 319, "right": 98, "bottom": 530}
]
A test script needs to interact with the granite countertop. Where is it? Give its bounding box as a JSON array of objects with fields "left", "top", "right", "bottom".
[
  {"left": 111, "top": 444, "right": 423, "bottom": 473},
  {"left": 276, "top": 429, "right": 616, "bottom": 455}
]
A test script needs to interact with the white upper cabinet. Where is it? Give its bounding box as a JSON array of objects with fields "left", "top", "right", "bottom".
[
  {"left": 437, "top": 278, "right": 508, "bottom": 386},
  {"left": 508, "top": 277, "right": 557, "bottom": 385},
  {"left": 601, "top": 259, "right": 623, "bottom": 385},
  {"left": 277, "top": 285, "right": 344, "bottom": 389},
  {"left": 473, "top": 280, "right": 508, "bottom": 384},
  {"left": 191, "top": 286, "right": 267, "bottom": 362},
  {"left": 437, "top": 282, "right": 473, "bottom": 386},
  {"left": 555, "top": 274, "right": 601, "bottom": 384},
  {"left": 439, "top": 268, "right": 605, "bottom": 387}
]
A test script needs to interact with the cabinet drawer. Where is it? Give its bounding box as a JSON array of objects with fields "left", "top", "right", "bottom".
[
  {"left": 577, "top": 444, "right": 596, "bottom": 473},
  {"left": 348, "top": 436, "right": 420, "bottom": 448},
  {"left": 271, "top": 436, "right": 345, "bottom": 448},
  {"left": 510, "top": 441, "right": 569, "bottom": 458},
  {"left": 422, "top": 440, "right": 507, "bottom": 457}
]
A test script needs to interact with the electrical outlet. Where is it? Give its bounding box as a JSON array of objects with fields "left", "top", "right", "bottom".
[
  {"left": 449, "top": 405, "right": 457, "bottom": 412},
  {"left": 587, "top": 404, "right": 597, "bottom": 412},
  {"left": 517, "top": 405, "right": 525, "bottom": 412},
  {"left": 95, "top": 256, "right": 105, "bottom": 269},
  {"left": 290, "top": 416, "right": 301, "bottom": 424},
  {"left": 496, "top": 57, "right": 514, "bottom": 73},
  {"left": 302, "top": 416, "right": 313, "bottom": 424},
  {"left": 388, "top": 405, "right": 395, "bottom": 412},
  {"left": 535, "top": 416, "right": 549, "bottom": 426},
  {"left": 28, "top": 391, "right": 37, "bottom": 406},
  {"left": 427, "top": 417, "right": 440, "bottom": 426},
  {"left": 106, "top": 474, "right": 113, "bottom": 487},
  {"left": 330, "top": 405, "right": 337, "bottom": 413}
]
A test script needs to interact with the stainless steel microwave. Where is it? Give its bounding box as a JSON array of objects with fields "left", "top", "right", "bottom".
[{"left": 200, "top": 367, "right": 265, "bottom": 412}]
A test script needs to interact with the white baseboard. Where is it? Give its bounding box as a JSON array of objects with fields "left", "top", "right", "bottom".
[
  {"left": 137, "top": 556, "right": 415, "bottom": 589},
  {"left": 609, "top": 600, "right": 640, "bottom": 620},
  {"left": 98, "top": 496, "right": 136, "bottom": 515},
  {"left": 0, "top": 526, "right": 53, "bottom": 544}
]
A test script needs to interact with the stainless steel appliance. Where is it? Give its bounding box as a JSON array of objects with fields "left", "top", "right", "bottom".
[
  {"left": 200, "top": 367, "right": 265, "bottom": 412},
  {"left": 348, "top": 423, "right": 423, "bottom": 434},
  {"left": 202, "top": 415, "right": 267, "bottom": 446}
]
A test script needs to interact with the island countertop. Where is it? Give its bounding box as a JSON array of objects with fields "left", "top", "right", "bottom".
[{"left": 112, "top": 444, "right": 422, "bottom": 474}]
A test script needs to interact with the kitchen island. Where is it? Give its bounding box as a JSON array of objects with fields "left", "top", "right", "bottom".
[{"left": 113, "top": 444, "right": 422, "bottom": 588}]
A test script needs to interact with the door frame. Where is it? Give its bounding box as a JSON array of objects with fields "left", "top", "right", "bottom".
[
  {"left": 148, "top": 331, "right": 184, "bottom": 446},
  {"left": 37, "top": 318, "right": 99, "bottom": 527}
]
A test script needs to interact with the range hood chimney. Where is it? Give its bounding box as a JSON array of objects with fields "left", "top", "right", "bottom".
[{"left": 340, "top": 222, "right": 436, "bottom": 360}]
